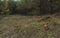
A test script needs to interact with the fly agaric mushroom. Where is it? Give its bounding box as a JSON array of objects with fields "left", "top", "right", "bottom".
[{"left": 44, "top": 23, "right": 49, "bottom": 30}]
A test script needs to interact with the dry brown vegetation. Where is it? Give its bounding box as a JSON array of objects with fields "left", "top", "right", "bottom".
[{"left": 0, "top": 15, "right": 60, "bottom": 38}]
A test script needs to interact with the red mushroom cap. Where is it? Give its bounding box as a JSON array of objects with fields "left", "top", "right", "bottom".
[{"left": 44, "top": 24, "right": 48, "bottom": 30}]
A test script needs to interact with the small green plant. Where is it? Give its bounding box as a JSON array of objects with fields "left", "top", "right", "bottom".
[{"left": 1, "top": 9, "right": 11, "bottom": 16}]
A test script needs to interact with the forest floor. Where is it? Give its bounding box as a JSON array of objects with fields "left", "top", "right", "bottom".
[{"left": 0, "top": 14, "right": 60, "bottom": 38}]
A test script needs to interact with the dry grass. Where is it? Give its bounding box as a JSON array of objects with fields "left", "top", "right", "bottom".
[{"left": 0, "top": 15, "right": 60, "bottom": 38}]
